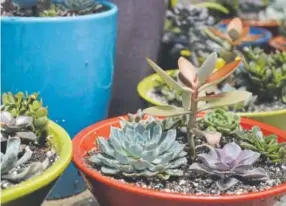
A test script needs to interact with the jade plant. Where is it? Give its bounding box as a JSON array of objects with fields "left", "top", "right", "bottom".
[
  {"left": 89, "top": 119, "right": 187, "bottom": 179},
  {"left": 239, "top": 47, "right": 286, "bottom": 104},
  {"left": 189, "top": 142, "right": 269, "bottom": 190},
  {"left": 1, "top": 92, "right": 52, "bottom": 187},
  {"left": 198, "top": 108, "right": 240, "bottom": 135},
  {"left": 144, "top": 52, "right": 252, "bottom": 158},
  {"left": 236, "top": 126, "right": 286, "bottom": 163}
]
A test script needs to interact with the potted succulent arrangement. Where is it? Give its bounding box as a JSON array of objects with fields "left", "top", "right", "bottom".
[
  {"left": 269, "top": 20, "right": 286, "bottom": 51},
  {"left": 138, "top": 18, "right": 286, "bottom": 130},
  {"left": 1, "top": 0, "right": 118, "bottom": 199},
  {"left": 73, "top": 53, "right": 286, "bottom": 206},
  {"left": 0, "top": 92, "right": 72, "bottom": 206}
]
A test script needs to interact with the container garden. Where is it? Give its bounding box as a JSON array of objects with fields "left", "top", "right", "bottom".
[
  {"left": 1, "top": 92, "right": 72, "bottom": 206},
  {"left": 73, "top": 54, "right": 286, "bottom": 206},
  {"left": 1, "top": 0, "right": 118, "bottom": 198}
]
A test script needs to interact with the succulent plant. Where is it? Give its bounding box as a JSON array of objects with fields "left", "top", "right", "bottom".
[
  {"left": 258, "top": 0, "right": 286, "bottom": 21},
  {"left": 1, "top": 136, "right": 49, "bottom": 182},
  {"left": 241, "top": 47, "right": 286, "bottom": 104},
  {"left": 0, "top": 111, "right": 38, "bottom": 142},
  {"left": 89, "top": 120, "right": 188, "bottom": 179},
  {"left": 144, "top": 53, "right": 252, "bottom": 158},
  {"left": 199, "top": 108, "right": 240, "bottom": 135},
  {"left": 1, "top": 92, "right": 49, "bottom": 145},
  {"left": 236, "top": 126, "right": 286, "bottom": 163},
  {"left": 189, "top": 142, "right": 269, "bottom": 190}
]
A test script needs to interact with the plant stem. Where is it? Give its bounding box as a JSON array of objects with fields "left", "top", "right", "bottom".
[{"left": 187, "top": 91, "right": 198, "bottom": 159}]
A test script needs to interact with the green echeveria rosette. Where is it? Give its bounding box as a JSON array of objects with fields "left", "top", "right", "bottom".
[
  {"left": 88, "top": 120, "right": 188, "bottom": 180},
  {"left": 199, "top": 108, "right": 240, "bottom": 135},
  {"left": 1, "top": 92, "right": 49, "bottom": 145}
]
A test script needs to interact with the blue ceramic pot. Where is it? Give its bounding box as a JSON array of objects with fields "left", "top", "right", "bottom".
[
  {"left": 217, "top": 24, "right": 273, "bottom": 47},
  {"left": 1, "top": 1, "right": 117, "bottom": 199}
]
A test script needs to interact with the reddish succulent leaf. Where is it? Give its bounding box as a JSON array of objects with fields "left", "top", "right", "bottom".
[
  {"left": 209, "top": 27, "right": 232, "bottom": 42},
  {"left": 227, "top": 18, "right": 242, "bottom": 35},
  {"left": 204, "top": 60, "right": 241, "bottom": 84},
  {"left": 178, "top": 57, "right": 198, "bottom": 89},
  {"left": 242, "top": 34, "right": 263, "bottom": 42}
]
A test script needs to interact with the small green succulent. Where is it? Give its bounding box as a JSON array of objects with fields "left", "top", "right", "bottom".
[
  {"left": 89, "top": 120, "right": 188, "bottom": 179},
  {"left": 1, "top": 92, "right": 49, "bottom": 145},
  {"left": 241, "top": 47, "right": 286, "bottom": 104},
  {"left": 236, "top": 126, "right": 286, "bottom": 163},
  {"left": 199, "top": 108, "right": 240, "bottom": 135}
]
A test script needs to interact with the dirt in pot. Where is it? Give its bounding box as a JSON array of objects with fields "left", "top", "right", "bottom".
[
  {"left": 1, "top": 0, "right": 109, "bottom": 17},
  {"left": 1, "top": 92, "right": 59, "bottom": 191}
]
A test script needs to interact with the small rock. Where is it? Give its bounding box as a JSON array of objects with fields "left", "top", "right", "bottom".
[{"left": 179, "top": 180, "right": 186, "bottom": 185}]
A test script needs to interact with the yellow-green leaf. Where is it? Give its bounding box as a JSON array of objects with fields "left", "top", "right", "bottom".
[
  {"left": 143, "top": 105, "right": 192, "bottom": 117},
  {"left": 197, "top": 91, "right": 252, "bottom": 112},
  {"left": 195, "top": 2, "right": 229, "bottom": 14}
]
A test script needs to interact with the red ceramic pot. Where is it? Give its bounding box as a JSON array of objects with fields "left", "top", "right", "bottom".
[
  {"left": 269, "top": 36, "right": 286, "bottom": 51},
  {"left": 73, "top": 115, "right": 286, "bottom": 206}
]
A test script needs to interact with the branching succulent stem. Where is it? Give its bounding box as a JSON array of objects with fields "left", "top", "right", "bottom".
[{"left": 187, "top": 91, "right": 198, "bottom": 159}]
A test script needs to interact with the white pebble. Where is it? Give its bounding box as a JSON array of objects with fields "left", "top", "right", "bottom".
[{"left": 179, "top": 180, "right": 186, "bottom": 185}]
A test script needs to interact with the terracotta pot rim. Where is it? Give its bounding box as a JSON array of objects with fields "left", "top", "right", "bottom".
[
  {"left": 269, "top": 36, "right": 286, "bottom": 51},
  {"left": 72, "top": 115, "right": 286, "bottom": 203},
  {"left": 221, "top": 19, "right": 280, "bottom": 27}
]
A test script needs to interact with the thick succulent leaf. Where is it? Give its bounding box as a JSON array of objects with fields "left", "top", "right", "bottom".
[
  {"left": 97, "top": 137, "right": 115, "bottom": 157},
  {"left": 16, "top": 131, "right": 38, "bottom": 141},
  {"left": 239, "top": 168, "right": 269, "bottom": 180},
  {"left": 161, "top": 152, "right": 175, "bottom": 164},
  {"left": 143, "top": 105, "right": 191, "bottom": 117},
  {"left": 128, "top": 144, "right": 144, "bottom": 158},
  {"left": 197, "top": 52, "right": 217, "bottom": 86},
  {"left": 89, "top": 154, "right": 101, "bottom": 164},
  {"left": 181, "top": 91, "right": 192, "bottom": 111},
  {"left": 222, "top": 142, "right": 242, "bottom": 163},
  {"left": 141, "top": 150, "right": 158, "bottom": 162},
  {"left": 199, "top": 60, "right": 241, "bottom": 91},
  {"left": 227, "top": 18, "right": 242, "bottom": 35},
  {"left": 157, "top": 130, "right": 177, "bottom": 154},
  {"left": 0, "top": 111, "right": 13, "bottom": 124},
  {"left": 189, "top": 163, "right": 215, "bottom": 175},
  {"left": 114, "top": 151, "right": 129, "bottom": 164},
  {"left": 195, "top": 2, "right": 229, "bottom": 14},
  {"left": 234, "top": 150, "right": 260, "bottom": 167},
  {"left": 146, "top": 58, "right": 188, "bottom": 92},
  {"left": 97, "top": 153, "right": 119, "bottom": 167},
  {"left": 216, "top": 177, "right": 239, "bottom": 191},
  {"left": 15, "top": 116, "right": 33, "bottom": 127},
  {"left": 197, "top": 93, "right": 227, "bottom": 102},
  {"left": 178, "top": 57, "right": 198, "bottom": 89},
  {"left": 197, "top": 153, "right": 226, "bottom": 170},
  {"left": 101, "top": 166, "right": 118, "bottom": 175},
  {"left": 157, "top": 173, "right": 171, "bottom": 180},
  {"left": 131, "top": 159, "right": 151, "bottom": 171},
  {"left": 109, "top": 127, "right": 123, "bottom": 151},
  {"left": 169, "top": 157, "right": 187, "bottom": 169},
  {"left": 15, "top": 146, "right": 33, "bottom": 166},
  {"left": 165, "top": 169, "right": 184, "bottom": 176},
  {"left": 208, "top": 27, "right": 232, "bottom": 42},
  {"left": 197, "top": 91, "right": 252, "bottom": 112},
  {"left": 1, "top": 136, "right": 21, "bottom": 174}
]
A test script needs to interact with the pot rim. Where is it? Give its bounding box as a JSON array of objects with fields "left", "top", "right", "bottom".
[
  {"left": 1, "top": 120, "right": 73, "bottom": 204},
  {"left": 72, "top": 115, "right": 286, "bottom": 203},
  {"left": 220, "top": 19, "right": 280, "bottom": 27},
  {"left": 137, "top": 70, "right": 286, "bottom": 117},
  {"left": 269, "top": 36, "right": 286, "bottom": 52},
  {"left": 1, "top": 1, "right": 117, "bottom": 22}
]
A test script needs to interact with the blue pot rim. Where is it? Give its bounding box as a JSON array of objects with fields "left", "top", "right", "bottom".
[{"left": 1, "top": 1, "right": 117, "bottom": 22}]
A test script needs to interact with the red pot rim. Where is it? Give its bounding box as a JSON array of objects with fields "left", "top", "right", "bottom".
[
  {"left": 269, "top": 36, "right": 286, "bottom": 51},
  {"left": 220, "top": 19, "right": 280, "bottom": 27},
  {"left": 72, "top": 115, "right": 286, "bottom": 203}
]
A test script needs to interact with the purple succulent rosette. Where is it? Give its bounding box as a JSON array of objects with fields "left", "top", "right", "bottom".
[{"left": 189, "top": 142, "right": 269, "bottom": 190}]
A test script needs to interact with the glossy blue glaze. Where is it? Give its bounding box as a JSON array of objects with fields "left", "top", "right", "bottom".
[
  {"left": 217, "top": 24, "right": 273, "bottom": 47},
  {"left": 1, "top": 1, "right": 117, "bottom": 198}
]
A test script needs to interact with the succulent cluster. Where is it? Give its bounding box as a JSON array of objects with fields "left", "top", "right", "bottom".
[
  {"left": 239, "top": 47, "right": 286, "bottom": 104},
  {"left": 238, "top": 0, "right": 268, "bottom": 19},
  {"left": 1, "top": 92, "right": 49, "bottom": 145},
  {"left": 189, "top": 142, "right": 269, "bottom": 190},
  {"left": 89, "top": 119, "right": 187, "bottom": 179},
  {"left": 199, "top": 108, "right": 240, "bottom": 135},
  {"left": 236, "top": 126, "right": 286, "bottom": 163},
  {"left": 164, "top": 2, "right": 223, "bottom": 66},
  {"left": 1, "top": 136, "right": 49, "bottom": 182},
  {"left": 257, "top": 0, "right": 286, "bottom": 21}
]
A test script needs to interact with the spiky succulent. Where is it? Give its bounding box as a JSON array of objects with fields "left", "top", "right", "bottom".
[
  {"left": 89, "top": 120, "right": 188, "bottom": 179},
  {"left": 238, "top": 0, "right": 268, "bottom": 20},
  {"left": 189, "top": 142, "right": 269, "bottom": 190},
  {"left": 0, "top": 111, "right": 38, "bottom": 142},
  {"left": 1, "top": 92, "right": 49, "bottom": 145},
  {"left": 240, "top": 47, "right": 286, "bottom": 104},
  {"left": 1, "top": 136, "right": 49, "bottom": 182},
  {"left": 199, "top": 108, "right": 240, "bottom": 135},
  {"left": 236, "top": 126, "right": 286, "bottom": 163}
]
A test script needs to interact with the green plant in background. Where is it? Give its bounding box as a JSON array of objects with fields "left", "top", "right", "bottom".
[
  {"left": 240, "top": 47, "right": 286, "bottom": 104},
  {"left": 198, "top": 108, "right": 240, "bottom": 135},
  {"left": 144, "top": 52, "right": 252, "bottom": 159},
  {"left": 279, "top": 19, "right": 286, "bottom": 37},
  {"left": 236, "top": 126, "right": 286, "bottom": 163},
  {"left": 189, "top": 142, "right": 268, "bottom": 190},
  {"left": 89, "top": 120, "right": 187, "bottom": 179},
  {"left": 1, "top": 92, "right": 49, "bottom": 145}
]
